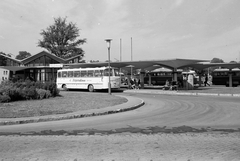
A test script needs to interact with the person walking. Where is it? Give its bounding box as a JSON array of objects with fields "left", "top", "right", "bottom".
[{"left": 204, "top": 74, "right": 210, "bottom": 86}]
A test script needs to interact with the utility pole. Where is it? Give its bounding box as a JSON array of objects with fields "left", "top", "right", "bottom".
[
  {"left": 131, "top": 37, "right": 133, "bottom": 78},
  {"left": 120, "top": 38, "right": 122, "bottom": 61}
]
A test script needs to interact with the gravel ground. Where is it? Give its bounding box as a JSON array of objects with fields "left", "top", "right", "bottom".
[{"left": 1, "top": 132, "right": 240, "bottom": 161}]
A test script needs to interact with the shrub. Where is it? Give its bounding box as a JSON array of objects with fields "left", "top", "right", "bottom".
[
  {"left": 35, "top": 81, "right": 44, "bottom": 89},
  {"left": 0, "top": 94, "right": 11, "bottom": 103},
  {"left": 0, "top": 80, "right": 60, "bottom": 102},
  {"left": 36, "top": 88, "right": 46, "bottom": 99},
  {"left": 0, "top": 83, "right": 12, "bottom": 96},
  {"left": 8, "top": 86, "right": 23, "bottom": 101},
  {"left": 26, "top": 86, "right": 37, "bottom": 100},
  {"left": 45, "top": 90, "right": 52, "bottom": 98}
]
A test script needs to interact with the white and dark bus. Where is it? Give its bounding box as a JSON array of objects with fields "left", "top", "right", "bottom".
[{"left": 56, "top": 67, "right": 121, "bottom": 92}]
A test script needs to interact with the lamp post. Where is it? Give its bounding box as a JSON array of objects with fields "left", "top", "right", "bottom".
[{"left": 105, "top": 39, "right": 112, "bottom": 95}]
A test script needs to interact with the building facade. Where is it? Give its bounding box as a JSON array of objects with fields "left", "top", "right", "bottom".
[
  {"left": 0, "top": 51, "right": 82, "bottom": 83},
  {"left": 0, "top": 68, "right": 9, "bottom": 84}
]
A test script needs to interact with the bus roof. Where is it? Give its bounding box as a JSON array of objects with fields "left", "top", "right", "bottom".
[
  {"left": 213, "top": 68, "right": 240, "bottom": 72},
  {"left": 58, "top": 66, "right": 115, "bottom": 71},
  {"left": 151, "top": 67, "right": 183, "bottom": 72}
]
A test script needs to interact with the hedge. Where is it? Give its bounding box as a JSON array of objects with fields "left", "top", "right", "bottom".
[{"left": 0, "top": 80, "right": 60, "bottom": 103}]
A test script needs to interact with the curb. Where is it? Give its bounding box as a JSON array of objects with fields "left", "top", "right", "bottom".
[
  {"left": 124, "top": 90, "right": 240, "bottom": 97},
  {"left": 0, "top": 96, "right": 145, "bottom": 126}
]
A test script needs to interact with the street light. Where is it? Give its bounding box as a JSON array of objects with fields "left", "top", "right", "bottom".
[{"left": 105, "top": 39, "right": 112, "bottom": 95}]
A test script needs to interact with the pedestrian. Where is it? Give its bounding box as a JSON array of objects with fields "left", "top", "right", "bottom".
[
  {"left": 204, "top": 74, "right": 210, "bottom": 86},
  {"left": 134, "top": 78, "right": 139, "bottom": 89},
  {"left": 138, "top": 79, "right": 141, "bottom": 89},
  {"left": 130, "top": 78, "right": 135, "bottom": 89}
]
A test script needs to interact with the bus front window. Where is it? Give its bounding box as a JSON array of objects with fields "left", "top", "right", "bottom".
[
  {"left": 114, "top": 69, "right": 120, "bottom": 76},
  {"left": 104, "top": 68, "right": 113, "bottom": 76}
]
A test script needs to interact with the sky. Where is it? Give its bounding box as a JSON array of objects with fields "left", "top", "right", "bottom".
[{"left": 1, "top": 0, "right": 240, "bottom": 63}]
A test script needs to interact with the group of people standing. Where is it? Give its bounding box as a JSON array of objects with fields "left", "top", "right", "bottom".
[{"left": 128, "top": 77, "right": 141, "bottom": 89}]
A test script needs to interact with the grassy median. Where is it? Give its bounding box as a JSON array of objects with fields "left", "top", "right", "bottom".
[{"left": 0, "top": 91, "right": 127, "bottom": 118}]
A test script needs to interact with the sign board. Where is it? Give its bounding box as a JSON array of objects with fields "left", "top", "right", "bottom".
[{"left": 49, "top": 64, "right": 63, "bottom": 68}]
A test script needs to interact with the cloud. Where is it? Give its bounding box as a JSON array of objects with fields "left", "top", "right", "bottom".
[
  {"left": 168, "top": 34, "right": 193, "bottom": 42},
  {"left": 175, "top": 0, "right": 184, "bottom": 6}
]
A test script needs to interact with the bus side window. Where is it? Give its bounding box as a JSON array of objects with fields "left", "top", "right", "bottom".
[
  {"left": 57, "top": 72, "right": 62, "bottom": 78},
  {"left": 88, "top": 70, "right": 94, "bottom": 77},
  {"left": 74, "top": 71, "right": 80, "bottom": 77},
  {"left": 81, "top": 71, "right": 87, "bottom": 77},
  {"left": 94, "top": 70, "right": 100, "bottom": 77},
  {"left": 62, "top": 71, "right": 67, "bottom": 77},
  {"left": 68, "top": 71, "right": 73, "bottom": 77}
]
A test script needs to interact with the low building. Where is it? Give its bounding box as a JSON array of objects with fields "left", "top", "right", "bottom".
[
  {"left": 0, "top": 68, "right": 9, "bottom": 84},
  {"left": 0, "top": 51, "right": 83, "bottom": 83}
]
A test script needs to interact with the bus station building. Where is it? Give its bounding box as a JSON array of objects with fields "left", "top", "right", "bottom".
[{"left": 1, "top": 51, "right": 240, "bottom": 88}]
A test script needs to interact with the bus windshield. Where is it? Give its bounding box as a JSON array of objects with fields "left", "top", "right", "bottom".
[{"left": 103, "top": 68, "right": 120, "bottom": 76}]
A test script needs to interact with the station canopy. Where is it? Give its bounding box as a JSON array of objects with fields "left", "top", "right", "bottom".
[
  {"left": 63, "top": 58, "right": 211, "bottom": 72},
  {"left": 0, "top": 66, "right": 31, "bottom": 72}
]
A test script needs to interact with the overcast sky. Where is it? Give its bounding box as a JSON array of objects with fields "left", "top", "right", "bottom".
[{"left": 1, "top": 0, "right": 240, "bottom": 62}]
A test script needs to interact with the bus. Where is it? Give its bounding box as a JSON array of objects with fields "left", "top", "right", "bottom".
[
  {"left": 212, "top": 68, "right": 240, "bottom": 87},
  {"left": 143, "top": 68, "right": 183, "bottom": 85},
  {"left": 56, "top": 67, "right": 121, "bottom": 92}
]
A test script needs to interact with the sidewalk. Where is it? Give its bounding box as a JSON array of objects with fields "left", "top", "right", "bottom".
[
  {"left": 0, "top": 95, "right": 144, "bottom": 126},
  {"left": 124, "top": 86, "right": 240, "bottom": 97}
]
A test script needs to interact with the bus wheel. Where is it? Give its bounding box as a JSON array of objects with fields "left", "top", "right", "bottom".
[
  {"left": 62, "top": 84, "right": 68, "bottom": 91},
  {"left": 88, "top": 84, "right": 94, "bottom": 92}
]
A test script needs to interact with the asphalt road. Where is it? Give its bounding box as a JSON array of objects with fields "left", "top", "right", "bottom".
[{"left": 1, "top": 93, "right": 240, "bottom": 134}]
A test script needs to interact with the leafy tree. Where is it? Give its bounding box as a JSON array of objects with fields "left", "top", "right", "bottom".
[
  {"left": 15, "top": 51, "right": 31, "bottom": 60},
  {"left": 38, "top": 17, "right": 86, "bottom": 59},
  {"left": 208, "top": 58, "right": 224, "bottom": 74},
  {"left": 210, "top": 58, "right": 224, "bottom": 63},
  {"left": 229, "top": 60, "right": 237, "bottom": 63},
  {"left": 90, "top": 60, "right": 99, "bottom": 63},
  {"left": 0, "top": 52, "right": 7, "bottom": 66}
]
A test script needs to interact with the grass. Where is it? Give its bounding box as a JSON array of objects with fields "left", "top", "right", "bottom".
[{"left": 0, "top": 91, "right": 127, "bottom": 118}]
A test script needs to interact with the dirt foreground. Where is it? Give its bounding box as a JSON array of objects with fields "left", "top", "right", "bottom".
[{"left": 1, "top": 132, "right": 240, "bottom": 161}]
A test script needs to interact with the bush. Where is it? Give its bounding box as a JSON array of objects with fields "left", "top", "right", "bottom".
[
  {"left": 8, "top": 86, "right": 23, "bottom": 101},
  {"left": 0, "top": 94, "right": 11, "bottom": 103},
  {"left": 45, "top": 90, "right": 52, "bottom": 98},
  {"left": 0, "top": 80, "right": 60, "bottom": 102},
  {"left": 36, "top": 88, "right": 46, "bottom": 99}
]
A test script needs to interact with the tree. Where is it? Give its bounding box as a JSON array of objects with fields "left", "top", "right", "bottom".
[
  {"left": 0, "top": 52, "right": 8, "bottom": 66},
  {"left": 15, "top": 51, "right": 31, "bottom": 60},
  {"left": 90, "top": 60, "right": 99, "bottom": 63},
  {"left": 208, "top": 58, "right": 225, "bottom": 74},
  {"left": 38, "top": 17, "right": 86, "bottom": 59},
  {"left": 229, "top": 60, "right": 237, "bottom": 63},
  {"left": 210, "top": 58, "right": 224, "bottom": 63}
]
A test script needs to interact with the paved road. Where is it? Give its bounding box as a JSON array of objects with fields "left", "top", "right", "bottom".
[{"left": 1, "top": 93, "right": 240, "bottom": 134}]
